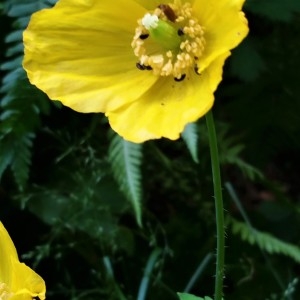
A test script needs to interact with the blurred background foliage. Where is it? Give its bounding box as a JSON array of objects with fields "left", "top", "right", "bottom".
[{"left": 1, "top": 0, "right": 300, "bottom": 299}]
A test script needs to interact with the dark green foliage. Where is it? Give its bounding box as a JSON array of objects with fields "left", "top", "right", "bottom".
[{"left": 245, "top": 0, "right": 300, "bottom": 22}]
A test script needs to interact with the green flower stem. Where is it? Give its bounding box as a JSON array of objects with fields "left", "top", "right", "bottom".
[{"left": 205, "top": 110, "right": 225, "bottom": 300}]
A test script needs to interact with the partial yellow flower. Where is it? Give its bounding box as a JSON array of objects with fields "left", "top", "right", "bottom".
[
  {"left": 23, "top": 0, "right": 248, "bottom": 143},
  {"left": 0, "top": 222, "right": 46, "bottom": 300}
]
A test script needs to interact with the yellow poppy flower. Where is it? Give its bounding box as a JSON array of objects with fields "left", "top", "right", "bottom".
[
  {"left": 0, "top": 222, "right": 46, "bottom": 300},
  {"left": 23, "top": 0, "right": 248, "bottom": 143}
]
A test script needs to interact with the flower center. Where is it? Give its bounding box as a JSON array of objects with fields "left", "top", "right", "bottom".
[
  {"left": 131, "top": 1, "right": 205, "bottom": 81},
  {"left": 0, "top": 283, "right": 13, "bottom": 300}
]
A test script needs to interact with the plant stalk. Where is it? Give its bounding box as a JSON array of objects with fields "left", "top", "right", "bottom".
[{"left": 205, "top": 110, "right": 225, "bottom": 300}]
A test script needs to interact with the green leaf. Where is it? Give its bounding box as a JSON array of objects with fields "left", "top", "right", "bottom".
[
  {"left": 177, "top": 293, "right": 212, "bottom": 300},
  {"left": 108, "top": 133, "right": 143, "bottom": 226},
  {"left": 181, "top": 123, "right": 199, "bottom": 163},
  {"left": 230, "top": 218, "right": 300, "bottom": 263}
]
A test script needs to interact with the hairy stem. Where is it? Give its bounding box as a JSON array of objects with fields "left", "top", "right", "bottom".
[{"left": 205, "top": 110, "right": 225, "bottom": 300}]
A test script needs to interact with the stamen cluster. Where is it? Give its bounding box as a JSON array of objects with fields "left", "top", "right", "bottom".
[
  {"left": 131, "top": 2, "right": 206, "bottom": 81},
  {"left": 0, "top": 283, "right": 12, "bottom": 300}
]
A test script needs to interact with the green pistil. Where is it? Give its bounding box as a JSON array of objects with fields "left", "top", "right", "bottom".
[
  {"left": 149, "top": 19, "right": 181, "bottom": 50},
  {"left": 142, "top": 12, "right": 182, "bottom": 50}
]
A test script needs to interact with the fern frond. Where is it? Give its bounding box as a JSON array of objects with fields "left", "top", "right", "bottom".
[
  {"left": 0, "top": 134, "right": 14, "bottom": 179},
  {"left": 11, "top": 133, "right": 35, "bottom": 191},
  {"left": 230, "top": 218, "right": 300, "bottom": 263},
  {"left": 181, "top": 123, "right": 199, "bottom": 163},
  {"left": 0, "top": 0, "right": 53, "bottom": 188},
  {"left": 218, "top": 125, "right": 263, "bottom": 180},
  {"left": 108, "top": 133, "right": 143, "bottom": 226}
]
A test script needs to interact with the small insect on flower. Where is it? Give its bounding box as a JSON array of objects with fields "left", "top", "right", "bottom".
[
  {"left": 136, "top": 62, "right": 152, "bottom": 71},
  {"left": 158, "top": 4, "right": 177, "bottom": 22}
]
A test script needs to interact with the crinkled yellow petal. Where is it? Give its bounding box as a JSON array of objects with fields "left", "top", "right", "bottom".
[
  {"left": 0, "top": 222, "right": 46, "bottom": 300},
  {"left": 10, "top": 260, "right": 46, "bottom": 300},
  {"left": 107, "top": 52, "right": 230, "bottom": 143},
  {"left": 23, "top": 0, "right": 158, "bottom": 113},
  {"left": 193, "top": 0, "right": 248, "bottom": 72},
  {"left": 0, "top": 222, "right": 18, "bottom": 283}
]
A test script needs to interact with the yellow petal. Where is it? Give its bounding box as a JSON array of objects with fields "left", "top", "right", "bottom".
[
  {"left": 107, "top": 52, "right": 230, "bottom": 143},
  {"left": 10, "top": 260, "right": 46, "bottom": 300},
  {"left": 0, "top": 222, "right": 46, "bottom": 299},
  {"left": 193, "top": 0, "right": 249, "bottom": 72},
  {"left": 23, "top": 0, "right": 158, "bottom": 113},
  {"left": 133, "top": 0, "right": 160, "bottom": 9},
  {"left": 0, "top": 222, "right": 18, "bottom": 283}
]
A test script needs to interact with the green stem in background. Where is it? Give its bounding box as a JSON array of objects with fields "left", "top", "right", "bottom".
[
  {"left": 205, "top": 110, "right": 225, "bottom": 300},
  {"left": 137, "top": 248, "right": 162, "bottom": 300},
  {"left": 184, "top": 252, "right": 214, "bottom": 293}
]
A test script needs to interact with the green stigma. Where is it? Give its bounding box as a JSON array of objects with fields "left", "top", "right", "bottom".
[{"left": 142, "top": 13, "right": 182, "bottom": 50}]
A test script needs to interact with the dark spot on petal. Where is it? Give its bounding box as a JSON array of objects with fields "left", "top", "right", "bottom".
[
  {"left": 145, "top": 65, "right": 153, "bottom": 70},
  {"left": 177, "top": 28, "right": 184, "bottom": 36},
  {"left": 194, "top": 56, "right": 199, "bottom": 60},
  {"left": 174, "top": 74, "right": 186, "bottom": 82},
  {"left": 139, "top": 33, "right": 149, "bottom": 40}
]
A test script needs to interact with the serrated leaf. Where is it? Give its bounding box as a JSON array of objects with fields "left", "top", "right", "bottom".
[
  {"left": 0, "top": 56, "right": 23, "bottom": 71},
  {"left": 5, "top": 30, "right": 23, "bottom": 43},
  {"left": 0, "top": 135, "right": 14, "bottom": 180},
  {"left": 231, "top": 218, "right": 300, "bottom": 263},
  {"left": 108, "top": 133, "right": 143, "bottom": 226},
  {"left": 0, "top": 109, "right": 19, "bottom": 121},
  {"left": 1, "top": 68, "right": 24, "bottom": 89},
  {"left": 10, "top": 133, "right": 35, "bottom": 191},
  {"left": 181, "top": 122, "right": 199, "bottom": 163},
  {"left": 7, "top": 2, "right": 47, "bottom": 17},
  {"left": 177, "top": 293, "right": 213, "bottom": 300},
  {"left": 6, "top": 43, "right": 24, "bottom": 57}
]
